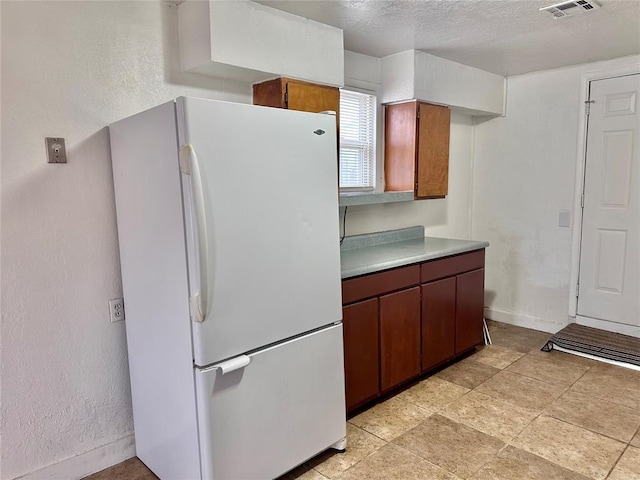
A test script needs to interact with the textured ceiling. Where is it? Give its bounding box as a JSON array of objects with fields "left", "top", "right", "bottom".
[{"left": 257, "top": 0, "right": 640, "bottom": 76}]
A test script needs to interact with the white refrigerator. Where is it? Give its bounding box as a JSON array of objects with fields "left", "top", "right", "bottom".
[{"left": 109, "top": 97, "right": 346, "bottom": 479}]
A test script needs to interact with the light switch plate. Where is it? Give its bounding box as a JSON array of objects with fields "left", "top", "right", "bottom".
[
  {"left": 45, "top": 137, "right": 67, "bottom": 163},
  {"left": 558, "top": 210, "right": 571, "bottom": 228}
]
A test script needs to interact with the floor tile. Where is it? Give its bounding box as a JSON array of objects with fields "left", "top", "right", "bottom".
[
  {"left": 505, "top": 352, "right": 590, "bottom": 388},
  {"left": 470, "top": 445, "right": 589, "bottom": 480},
  {"left": 440, "top": 390, "right": 539, "bottom": 442},
  {"left": 350, "top": 396, "right": 431, "bottom": 441},
  {"left": 592, "top": 361, "right": 640, "bottom": 380},
  {"left": 84, "top": 458, "right": 157, "bottom": 480},
  {"left": 475, "top": 370, "right": 564, "bottom": 412},
  {"left": 570, "top": 365, "right": 640, "bottom": 410},
  {"left": 281, "top": 464, "right": 329, "bottom": 480},
  {"left": 392, "top": 414, "right": 505, "bottom": 478},
  {"left": 309, "top": 423, "right": 386, "bottom": 478},
  {"left": 468, "top": 344, "right": 525, "bottom": 370},
  {"left": 528, "top": 346, "right": 600, "bottom": 368},
  {"left": 607, "top": 446, "right": 640, "bottom": 480},
  {"left": 435, "top": 358, "right": 500, "bottom": 389},
  {"left": 488, "top": 324, "right": 550, "bottom": 353},
  {"left": 544, "top": 390, "right": 640, "bottom": 443},
  {"left": 511, "top": 416, "right": 626, "bottom": 480},
  {"left": 485, "top": 319, "right": 502, "bottom": 331},
  {"left": 396, "top": 376, "right": 470, "bottom": 413},
  {"left": 631, "top": 428, "right": 640, "bottom": 448},
  {"left": 334, "top": 443, "right": 460, "bottom": 480}
]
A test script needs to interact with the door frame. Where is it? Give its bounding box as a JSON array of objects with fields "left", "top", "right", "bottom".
[{"left": 568, "top": 60, "right": 640, "bottom": 324}]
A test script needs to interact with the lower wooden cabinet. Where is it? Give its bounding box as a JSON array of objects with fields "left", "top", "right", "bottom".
[
  {"left": 342, "top": 250, "right": 485, "bottom": 413},
  {"left": 455, "top": 268, "right": 485, "bottom": 354},
  {"left": 343, "top": 298, "right": 379, "bottom": 411},
  {"left": 421, "top": 277, "right": 456, "bottom": 372},
  {"left": 380, "top": 287, "right": 421, "bottom": 392}
]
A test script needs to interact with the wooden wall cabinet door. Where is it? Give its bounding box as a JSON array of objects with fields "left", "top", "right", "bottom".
[
  {"left": 384, "top": 101, "right": 451, "bottom": 199},
  {"left": 455, "top": 268, "right": 485, "bottom": 354},
  {"left": 343, "top": 298, "right": 379, "bottom": 411},
  {"left": 379, "top": 287, "right": 421, "bottom": 392},
  {"left": 253, "top": 77, "right": 339, "bottom": 121},
  {"left": 421, "top": 277, "right": 456, "bottom": 372}
]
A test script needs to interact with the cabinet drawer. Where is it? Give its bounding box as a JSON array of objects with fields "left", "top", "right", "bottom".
[
  {"left": 420, "top": 250, "right": 484, "bottom": 284},
  {"left": 342, "top": 265, "right": 420, "bottom": 305}
]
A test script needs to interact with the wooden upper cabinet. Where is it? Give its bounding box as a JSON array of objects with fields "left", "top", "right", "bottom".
[
  {"left": 253, "top": 77, "right": 339, "bottom": 122},
  {"left": 384, "top": 101, "right": 451, "bottom": 199},
  {"left": 417, "top": 103, "right": 451, "bottom": 198}
]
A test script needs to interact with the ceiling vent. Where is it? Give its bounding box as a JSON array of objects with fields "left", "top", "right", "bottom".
[{"left": 540, "top": 0, "right": 600, "bottom": 18}]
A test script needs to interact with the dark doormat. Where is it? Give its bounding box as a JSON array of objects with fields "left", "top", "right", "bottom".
[{"left": 542, "top": 323, "right": 640, "bottom": 367}]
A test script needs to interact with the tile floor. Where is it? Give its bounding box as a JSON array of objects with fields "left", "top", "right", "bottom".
[{"left": 85, "top": 321, "right": 640, "bottom": 480}]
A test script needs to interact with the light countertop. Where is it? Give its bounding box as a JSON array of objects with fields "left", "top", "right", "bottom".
[{"left": 340, "top": 227, "right": 489, "bottom": 279}]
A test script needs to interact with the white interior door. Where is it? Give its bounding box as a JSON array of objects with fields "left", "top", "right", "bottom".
[{"left": 578, "top": 74, "right": 640, "bottom": 331}]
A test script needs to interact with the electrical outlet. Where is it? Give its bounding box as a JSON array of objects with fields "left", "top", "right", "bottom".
[{"left": 109, "top": 298, "right": 125, "bottom": 323}]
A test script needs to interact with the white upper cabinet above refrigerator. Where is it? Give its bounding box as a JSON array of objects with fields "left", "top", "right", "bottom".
[{"left": 176, "top": 98, "right": 342, "bottom": 367}]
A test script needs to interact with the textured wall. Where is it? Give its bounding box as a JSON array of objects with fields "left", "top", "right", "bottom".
[
  {"left": 0, "top": 2, "right": 250, "bottom": 479},
  {"left": 472, "top": 55, "right": 640, "bottom": 333}
]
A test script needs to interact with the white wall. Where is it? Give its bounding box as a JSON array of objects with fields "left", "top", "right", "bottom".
[
  {"left": 343, "top": 51, "right": 476, "bottom": 240},
  {"left": 472, "top": 55, "right": 640, "bottom": 333},
  {"left": 0, "top": 2, "right": 250, "bottom": 479}
]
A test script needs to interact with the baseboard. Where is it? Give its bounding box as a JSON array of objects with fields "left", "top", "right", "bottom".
[
  {"left": 15, "top": 434, "right": 136, "bottom": 480},
  {"left": 576, "top": 315, "right": 640, "bottom": 337},
  {"left": 484, "top": 307, "right": 566, "bottom": 334}
]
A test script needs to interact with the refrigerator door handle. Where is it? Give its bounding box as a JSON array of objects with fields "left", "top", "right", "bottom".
[
  {"left": 199, "top": 355, "right": 251, "bottom": 374},
  {"left": 180, "top": 144, "right": 209, "bottom": 323}
]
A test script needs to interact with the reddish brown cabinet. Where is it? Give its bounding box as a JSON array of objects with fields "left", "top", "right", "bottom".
[
  {"left": 420, "top": 250, "right": 486, "bottom": 369},
  {"left": 421, "top": 277, "right": 456, "bottom": 372},
  {"left": 455, "top": 268, "right": 485, "bottom": 354},
  {"left": 343, "top": 298, "right": 380, "bottom": 411},
  {"left": 380, "top": 287, "right": 421, "bottom": 392},
  {"left": 384, "top": 101, "right": 451, "bottom": 199},
  {"left": 341, "top": 250, "right": 485, "bottom": 413}
]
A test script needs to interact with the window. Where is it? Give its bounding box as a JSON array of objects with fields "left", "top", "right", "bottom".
[{"left": 339, "top": 89, "right": 376, "bottom": 190}]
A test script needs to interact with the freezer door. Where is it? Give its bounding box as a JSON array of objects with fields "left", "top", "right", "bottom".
[
  {"left": 195, "top": 324, "right": 346, "bottom": 480},
  {"left": 177, "top": 97, "right": 342, "bottom": 367}
]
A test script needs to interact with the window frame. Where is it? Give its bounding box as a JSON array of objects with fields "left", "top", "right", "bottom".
[{"left": 339, "top": 84, "right": 383, "bottom": 192}]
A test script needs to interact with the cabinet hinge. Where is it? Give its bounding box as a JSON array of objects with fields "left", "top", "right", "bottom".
[
  {"left": 585, "top": 99, "right": 594, "bottom": 115},
  {"left": 576, "top": 282, "right": 580, "bottom": 298},
  {"left": 581, "top": 194, "right": 585, "bottom": 208},
  {"left": 417, "top": 110, "right": 420, "bottom": 119}
]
